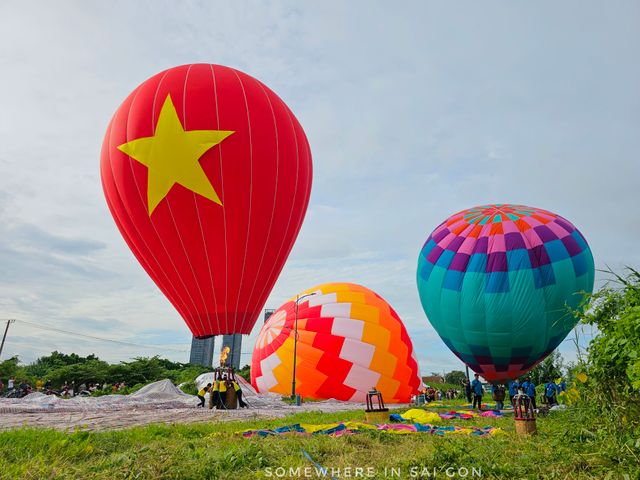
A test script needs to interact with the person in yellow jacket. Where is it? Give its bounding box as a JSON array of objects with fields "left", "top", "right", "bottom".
[
  {"left": 231, "top": 379, "right": 248, "bottom": 408},
  {"left": 209, "top": 373, "right": 227, "bottom": 410},
  {"left": 209, "top": 379, "right": 221, "bottom": 409},
  {"left": 197, "top": 383, "right": 211, "bottom": 408},
  {"left": 229, "top": 370, "right": 248, "bottom": 408},
  {"left": 218, "top": 376, "right": 230, "bottom": 409},
  {"left": 218, "top": 378, "right": 227, "bottom": 393}
]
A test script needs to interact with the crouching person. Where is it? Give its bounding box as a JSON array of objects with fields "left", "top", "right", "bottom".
[{"left": 197, "top": 383, "right": 211, "bottom": 408}]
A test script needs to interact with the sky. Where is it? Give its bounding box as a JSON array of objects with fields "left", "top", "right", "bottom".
[{"left": 0, "top": 1, "right": 638, "bottom": 375}]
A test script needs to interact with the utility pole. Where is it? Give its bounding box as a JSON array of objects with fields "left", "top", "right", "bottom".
[{"left": 0, "top": 319, "right": 15, "bottom": 360}]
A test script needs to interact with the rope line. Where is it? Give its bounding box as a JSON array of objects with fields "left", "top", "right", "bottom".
[{"left": 11, "top": 319, "right": 188, "bottom": 352}]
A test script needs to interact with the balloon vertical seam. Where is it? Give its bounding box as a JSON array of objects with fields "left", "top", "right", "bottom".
[
  {"left": 209, "top": 64, "right": 230, "bottom": 335},
  {"left": 139, "top": 68, "right": 203, "bottom": 333},
  {"left": 186, "top": 64, "right": 222, "bottom": 333},
  {"left": 110, "top": 81, "right": 196, "bottom": 324},
  {"left": 243, "top": 80, "right": 281, "bottom": 323},
  {"left": 230, "top": 69, "right": 254, "bottom": 334},
  {"left": 251, "top": 100, "right": 302, "bottom": 315},
  {"left": 163, "top": 64, "right": 210, "bottom": 337}
]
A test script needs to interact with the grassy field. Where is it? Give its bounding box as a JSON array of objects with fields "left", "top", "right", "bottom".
[{"left": 1, "top": 405, "right": 637, "bottom": 480}]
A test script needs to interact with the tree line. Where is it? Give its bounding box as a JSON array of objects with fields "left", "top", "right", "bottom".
[{"left": 0, "top": 351, "right": 251, "bottom": 392}]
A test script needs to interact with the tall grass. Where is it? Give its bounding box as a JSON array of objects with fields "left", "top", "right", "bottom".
[{"left": 1, "top": 408, "right": 638, "bottom": 479}]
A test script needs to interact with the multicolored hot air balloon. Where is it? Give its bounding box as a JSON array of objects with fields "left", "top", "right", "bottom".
[
  {"left": 251, "top": 283, "right": 422, "bottom": 403},
  {"left": 100, "top": 64, "right": 312, "bottom": 337},
  {"left": 417, "top": 204, "right": 594, "bottom": 381}
]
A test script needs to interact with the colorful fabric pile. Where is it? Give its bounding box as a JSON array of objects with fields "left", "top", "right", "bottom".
[
  {"left": 392, "top": 409, "right": 443, "bottom": 424},
  {"left": 421, "top": 402, "right": 503, "bottom": 410},
  {"left": 390, "top": 408, "right": 504, "bottom": 422},
  {"left": 436, "top": 411, "right": 476, "bottom": 420},
  {"left": 479, "top": 410, "right": 504, "bottom": 418},
  {"left": 240, "top": 421, "right": 504, "bottom": 438},
  {"left": 438, "top": 410, "right": 504, "bottom": 420},
  {"left": 467, "top": 403, "right": 493, "bottom": 409}
]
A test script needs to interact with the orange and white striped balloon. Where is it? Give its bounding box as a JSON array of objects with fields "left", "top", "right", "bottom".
[{"left": 251, "top": 283, "right": 422, "bottom": 403}]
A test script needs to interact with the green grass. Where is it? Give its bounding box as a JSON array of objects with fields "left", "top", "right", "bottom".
[{"left": 0, "top": 407, "right": 637, "bottom": 479}]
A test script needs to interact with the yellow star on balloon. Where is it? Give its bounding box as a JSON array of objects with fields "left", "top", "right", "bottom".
[{"left": 117, "top": 94, "right": 234, "bottom": 215}]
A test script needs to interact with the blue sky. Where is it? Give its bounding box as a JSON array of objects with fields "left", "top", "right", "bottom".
[{"left": 0, "top": 1, "right": 638, "bottom": 374}]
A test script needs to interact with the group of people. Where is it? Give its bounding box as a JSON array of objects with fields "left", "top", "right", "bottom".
[
  {"left": 196, "top": 367, "right": 248, "bottom": 410},
  {"left": 508, "top": 378, "right": 536, "bottom": 407},
  {"left": 508, "top": 377, "right": 567, "bottom": 408},
  {"left": 59, "top": 381, "right": 118, "bottom": 397},
  {"left": 0, "top": 377, "right": 31, "bottom": 398},
  {"left": 0, "top": 377, "right": 131, "bottom": 398},
  {"left": 419, "top": 386, "right": 461, "bottom": 402},
  {"left": 0, "top": 378, "right": 57, "bottom": 398},
  {"left": 461, "top": 374, "right": 569, "bottom": 411}
]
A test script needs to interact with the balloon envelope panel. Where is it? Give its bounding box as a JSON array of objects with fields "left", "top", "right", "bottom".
[
  {"left": 416, "top": 204, "right": 594, "bottom": 381},
  {"left": 100, "top": 64, "right": 312, "bottom": 337},
  {"left": 251, "top": 283, "right": 422, "bottom": 403}
]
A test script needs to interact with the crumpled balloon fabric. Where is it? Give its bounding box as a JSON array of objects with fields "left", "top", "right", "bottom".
[
  {"left": 436, "top": 410, "right": 504, "bottom": 419},
  {"left": 390, "top": 409, "right": 504, "bottom": 421},
  {"left": 422, "top": 402, "right": 500, "bottom": 410},
  {"left": 392, "top": 408, "right": 442, "bottom": 423},
  {"left": 240, "top": 421, "right": 504, "bottom": 438}
]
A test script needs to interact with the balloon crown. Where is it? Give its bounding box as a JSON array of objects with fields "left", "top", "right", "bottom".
[{"left": 460, "top": 204, "right": 540, "bottom": 225}]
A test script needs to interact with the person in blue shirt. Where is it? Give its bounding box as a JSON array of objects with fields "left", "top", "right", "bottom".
[
  {"left": 524, "top": 377, "right": 537, "bottom": 409},
  {"left": 508, "top": 380, "right": 520, "bottom": 406},
  {"left": 544, "top": 380, "right": 558, "bottom": 406},
  {"left": 471, "top": 373, "right": 484, "bottom": 410},
  {"left": 558, "top": 379, "right": 567, "bottom": 393}
]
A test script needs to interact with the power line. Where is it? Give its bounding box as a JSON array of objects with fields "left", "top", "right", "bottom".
[{"left": 12, "top": 319, "right": 189, "bottom": 353}]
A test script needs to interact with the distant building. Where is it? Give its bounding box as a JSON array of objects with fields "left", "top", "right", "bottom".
[
  {"left": 189, "top": 336, "right": 215, "bottom": 367},
  {"left": 221, "top": 334, "right": 242, "bottom": 369}
]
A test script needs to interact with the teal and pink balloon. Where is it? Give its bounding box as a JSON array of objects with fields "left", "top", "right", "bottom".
[{"left": 416, "top": 204, "right": 594, "bottom": 381}]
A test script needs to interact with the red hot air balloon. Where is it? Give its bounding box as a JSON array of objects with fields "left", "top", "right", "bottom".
[{"left": 100, "top": 64, "right": 312, "bottom": 337}]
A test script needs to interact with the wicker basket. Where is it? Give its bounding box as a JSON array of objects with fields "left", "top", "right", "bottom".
[
  {"left": 364, "top": 410, "right": 389, "bottom": 423},
  {"left": 515, "top": 418, "right": 537, "bottom": 435},
  {"left": 224, "top": 388, "right": 238, "bottom": 410}
]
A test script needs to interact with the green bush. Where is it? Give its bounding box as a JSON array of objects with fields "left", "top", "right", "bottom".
[
  {"left": 579, "top": 269, "right": 640, "bottom": 414},
  {"left": 179, "top": 382, "right": 198, "bottom": 396},
  {"left": 569, "top": 267, "right": 640, "bottom": 456},
  {"left": 1, "top": 352, "right": 210, "bottom": 393},
  {"left": 0, "top": 356, "right": 21, "bottom": 382},
  {"left": 443, "top": 370, "right": 466, "bottom": 385}
]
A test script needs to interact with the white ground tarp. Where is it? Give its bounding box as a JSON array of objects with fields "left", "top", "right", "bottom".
[
  {"left": 0, "top": 378, "right": 390, "bottom": 431},
  {"left": 0, "top": 379, "right": 198, "bottom": 413}
]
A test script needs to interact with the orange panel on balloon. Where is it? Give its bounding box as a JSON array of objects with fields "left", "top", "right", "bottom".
[{"left": 251, "top": 282, "right": 422, "bottom": 403}]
